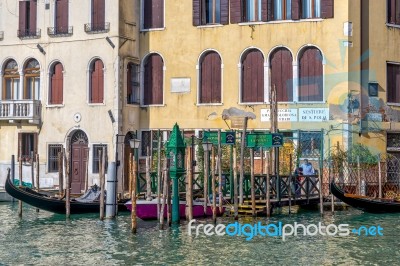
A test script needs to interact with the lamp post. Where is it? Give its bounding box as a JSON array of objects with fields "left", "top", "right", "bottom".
[
  {"left": 166, "top": 123, "right": 186, "bottom": 223},
  {"left": 130, "top": 138, "right": 140, "bottom": 233}
]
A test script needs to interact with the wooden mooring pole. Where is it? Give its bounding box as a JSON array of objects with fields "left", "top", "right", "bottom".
[
  {"left": 217, "top": 130, "right": 223, "bottom": 214},
  {"left": 203, "top": 147, "right": 209, "bottom": 215},
  {"left": 18, "top": 139, "right": 23, "bottom": 217},
  {"left": 157, "top": 132, "right": 162, "bottom": 220},
  {"left": 357, "top": 156, "right": 361, "bottom": 195},
  {"left": 160, "top": 157, "right": 167, "bottom": 229},
  {"left": 250, "top": 148, "right": 256, "bottom": 217},
  {"left": 211, "top": 147, "right": 217, "bottom": 224},
  {"left": 318, "top": 168, "right": 323, "bottom": 215},
  {"left": 239, "top": 117, "right": 248, "bottom": 205},
  {"left": 64, "top": 148, "right": 70, "bottom": 218},
  {"left": 58, "top": 152, "right": 63, "bottom": 197},
  {"left": 85, "top": 149, "right": 89, "bottom": 192},
  {"left": 288, "top": 155, "right": 292, "bottom": 214},
  {"left": 131, "top": 154, "right": 138, "bottom": 233},
  {"left": 378, "top": 154, "right": 382, "bottom": 199},
  {"left": 233, "top": 146, "right": 238, "bottom": 220},
  {"left": 146, "top": 146, "right": 152, "bottom": 201},
  {"left": 35, "top": 154, "right": 40, "bottom": 212},
  {"left": 266, "top": 151, "right": 271, "bottom": 218}
]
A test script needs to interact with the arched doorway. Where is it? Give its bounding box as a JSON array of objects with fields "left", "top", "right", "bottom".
[{"left": 70, "top": 130, "right": 89, "bottom": 194}]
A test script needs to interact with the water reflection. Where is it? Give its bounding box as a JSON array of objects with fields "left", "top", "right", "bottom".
[{"left": 0, "top": 202, "right": 399, "bottom": 265}]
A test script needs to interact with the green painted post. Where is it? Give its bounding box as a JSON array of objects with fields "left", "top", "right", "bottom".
[{"left": 166, "top": 123, "right": 186, "bottom": 224}]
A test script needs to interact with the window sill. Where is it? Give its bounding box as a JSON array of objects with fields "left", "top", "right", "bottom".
[
  {"left": 386, "top": 23, "right": 400, "bottom": 29},
  {"left": 387, "top": 102, "right": 400, "bottom": 107},
  {"left": 238, "top": 18, "right": 324, "bottom": 26},
  {"left": 196, "top": 24, "right": 224, "bottom": 29},
  {"left": 196, "top": 103, "right": 223, "bottom": 106},
  {"left": 238, "top": 102, "right": 265, "bottom": 105},
  {"left": 238, "top": 21, "right": 266, "bottom": 26},
  {"left": 140, "top": 104, "right": 165, "bottom": 107},
  {"left": 140, "top": 27, "right": 165, "bottom": 32},
  {"left": 88, "top": 102, "right": 106, "bottom": 106},
  {"left": 126, "top": 103, "right": 141, "bottom": 106},
  {"left": 46, "top": 104, "right": 64, "bottom": 108}
]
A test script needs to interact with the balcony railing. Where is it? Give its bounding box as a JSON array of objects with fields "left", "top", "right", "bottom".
[
  {"left": 0, "top": 100, "right": 41, "bottom": 123},
  {"left": 17, "top": 29, "right": 41, "bottom": 39},
  {"left": 47, "top": 26, "right": 73, "bottom": 37},
  {"left": 0, "top": 31, "right": 3, "bottom": 41},
  {"left": 84, "top": 22, "right": 110, "bottom": 34}
]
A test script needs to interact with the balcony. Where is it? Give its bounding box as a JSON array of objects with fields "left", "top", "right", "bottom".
[
  {"left": 47, "top": 26, "right": 73, "bottom": 37},
  {"left": 0, "top": 31, "right": 3, "bottom": 41},
  {"left": 84, "top": 22, "right": 110, "bottom": 34},
  {"left": 0, "top": 100, "right": 41, "bottom": 124},
  {"left": 17, "top": 29, "right": 41, "bottom": 39}
]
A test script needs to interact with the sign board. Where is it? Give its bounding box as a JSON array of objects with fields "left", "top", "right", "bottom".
[
  {"left": 261, "top": 109, "right": 298, "bottom": 122},
  {"left": 171, "top": 78, "right": 190, "bottom": 93},
  {"left": 246, "top": 133, "right": 284, "bottom": 148},
  {"left": 204, "top": 131, "right": 236, "bottom": 145},
  {"left": 299, "top": 108, "right": 329, "bottom": 122}
]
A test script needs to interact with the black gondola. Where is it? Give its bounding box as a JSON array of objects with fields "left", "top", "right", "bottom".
[
  {"left": 5, "top": 173, "right": 128, "bottom": 214},
  {"left": 330, "top": 182, "right": 400, "bottom": 213}
]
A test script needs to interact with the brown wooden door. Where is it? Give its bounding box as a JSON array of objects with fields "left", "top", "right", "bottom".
[{"left": 71, "top": 144, "right": 88, "bottom": 194}]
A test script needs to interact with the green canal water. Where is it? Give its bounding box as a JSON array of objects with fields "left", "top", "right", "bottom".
[{"left": 0, "top": 203, "right": 399, "bottom": 265}]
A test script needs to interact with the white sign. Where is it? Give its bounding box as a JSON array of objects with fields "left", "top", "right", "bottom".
[
  {"left": 171, "top": 78, "right": 190, "bottom": 93},
  {"left": 299, "top": 108, "right": 329, "bottom": 122},
  {"left": 261, "top": 109, "right": 298, "bottom": 122}
]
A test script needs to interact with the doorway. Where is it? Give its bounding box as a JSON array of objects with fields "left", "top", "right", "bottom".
[{"left": 70, "top": 130, "right": 89, "bottom": 194}]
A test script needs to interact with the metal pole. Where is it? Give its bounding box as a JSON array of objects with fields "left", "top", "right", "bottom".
[
  {"left": 106, "top": 162, "right": 117, "bottom": 218},
  {"left": 64, "top": 148, "right": 70, "bottom": 218},
  {"left": 288, "top": 154, "right": 292, "bottom": 214},
  {"left": 160, "top": 157, "right": 167, "bottom": 229},
  {"left": 146, "top": 146, "right": 152, "bottom": 201},
  {"left": 11, "top": 155, "right": 15, "bottom": 183},
  {"left": 18, "top": 140, "right": 23, "bottom": 217},
  {"left": 357, "top": 156, "right": 361, "bottom": 195},
  {"left": 100, "top": 149, "right": 105, "bottom": 220},
  {"left": 319, "top": 165, "right": 324, "bottom": 215}
]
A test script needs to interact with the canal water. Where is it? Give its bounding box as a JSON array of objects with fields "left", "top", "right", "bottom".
[{"left": 0, "top": 202, "right": 399, "bottom": 265}]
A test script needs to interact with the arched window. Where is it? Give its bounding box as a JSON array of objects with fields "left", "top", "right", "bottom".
[
  {"left": 241, "top": 49, "right": 264, "bottom": 103},
  {"left": 24, "top": 59, "right": 40, "bottom": 100},
  {"left": 270, "top": 48, "right": 293, "bottom": 102},
  {"left": 2, "top": 59, "right": 19, "bottom": 100},
  {"left": 89, "top": 59, "right": 104, "bottom": 103},
  {"left": 49, "top": 62, "right": 63, "bottom": 105},
  {"left": 299, "top": 47, "right": 323, "bottom": 102},
  {"left": 200, "top": 51, "right": 221, "bottom": 104},
  {"left": 143, "top": 54, "right": 163, "bottom": 105}
]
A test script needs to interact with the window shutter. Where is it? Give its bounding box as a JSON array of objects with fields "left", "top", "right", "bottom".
[
  {"left": 291, "top": 0, "right": 301, "bottom": 20},
  {"left": 153, "top": 55, "right": 163, "bottom": 105},
  {"left": 153, "top": 0, "right": 164, "bottom": 28},
  {"left": 98, "top": 60, "right": 104, "bottom": 103},
  {"left": 193, "top": 0, "right": 201, "bottom": 26},
  {"left": 144, "top": 0, "right": 152, "bottom": 29},
  {"left": 220, "top": 0, "right": 229, "bottom": 25},
  {"left": 230, "top": 0, "right": 243, "bottom": 23},
  {"left": 18, "top": 133, "right": 22, "bottom": 160},
  {"left": 19, "top": 1, "right": 27, "bottom": 32},
  {"left": 267, "top": 0, "right": 273, "bottom": 21},
  {"left": 30, "top": 0, "right": 37, "bottom": 32},
  {"left": 389, "top": 0, "right": 395, "bottom": 23},
  {"left": 52, "top": 63, "right": 64, "bottom": 104},
  {"left": 261, "top": 0, "right": 268, "bottom": 22},
  {"left": 56, "top": 0, "right": 68, "bottom": 31},
  {"left": 396, "top": 0, "right": 400, "bottom": 24},
  {"left": 321, "top": 0, "right": 334, "bottom": 19},
  {"left": 144, "top": 59, "right": 151, "bottom": 105},
  {"left": 127, "top": 63, "right": 132, "bottom": 101},
  {"left": 242, "top": 50, "right": 264, "bottom": 103}
]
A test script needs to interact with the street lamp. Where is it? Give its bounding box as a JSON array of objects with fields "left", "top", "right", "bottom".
[
  {"left": 166, "top": 123, "right": 186, "bottom": 223},
  {"left": 129, "top": 139, "right": 141, "bottom": 150}
]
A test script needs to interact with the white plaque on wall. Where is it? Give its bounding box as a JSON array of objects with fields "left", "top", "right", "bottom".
[
  {"left": 171, "top": 78, "right": 190, "bottom": 93},
  {"left": 299, "top": 108, "right": 329, "bottom": 122},
  {"left": 261, "top": 109, "right": 298, "bottom": 122}
]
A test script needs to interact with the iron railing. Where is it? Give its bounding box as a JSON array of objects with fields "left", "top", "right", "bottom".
[
  {"left": 84, "top": 22, "right": 110, "bottom": 33},
  {"left": 47, "top": 26, "right": 73, "bottom": 37},
  {"left": 17, "top": 29, "right": 41, "bottom": 39}
]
